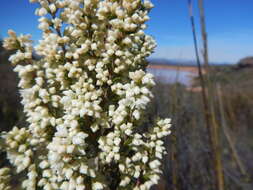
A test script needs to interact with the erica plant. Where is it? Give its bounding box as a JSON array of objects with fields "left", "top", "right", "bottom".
[{"left": 0, "top": 0, "right": 171, "bottom": 189}]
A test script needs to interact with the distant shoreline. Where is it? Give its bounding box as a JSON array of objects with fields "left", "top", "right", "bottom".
[{"left": 147, "top": 64, "right": 204, "bottom": 73}]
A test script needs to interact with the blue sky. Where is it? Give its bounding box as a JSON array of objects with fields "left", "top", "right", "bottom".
[{"left": 1, "top": 0, "right": 253, "bottom": 63}]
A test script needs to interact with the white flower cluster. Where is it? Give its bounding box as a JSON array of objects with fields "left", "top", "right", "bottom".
[
  {"left": 3, "top": 30, "right": 33, "bottom": 65},
  {"left": 1, "top": 0, "right": 172, "bottom": 189},
  {"left": 3, "top": 127, "right": 33, "bottom": 173},
  {"left": 0, "top": 168, "right": 11, "bottom": 190}
]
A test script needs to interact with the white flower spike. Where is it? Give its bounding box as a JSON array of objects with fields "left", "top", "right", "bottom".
[{"left": 1, "top": 0, "right": 171, "bottom": 189}]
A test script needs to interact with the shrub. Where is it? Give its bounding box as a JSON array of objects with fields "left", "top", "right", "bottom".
[{"left": 0, "top": 0, "right": 171, "bottom": 190}]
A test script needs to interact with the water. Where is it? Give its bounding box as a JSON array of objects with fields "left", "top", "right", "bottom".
[{"left": 147, "top": 68, "right": 196, "bottom": 86}]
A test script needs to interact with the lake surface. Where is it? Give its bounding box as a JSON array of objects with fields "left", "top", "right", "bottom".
[{"left": 147, "top": 68, "right": 196, "bottom": 86}]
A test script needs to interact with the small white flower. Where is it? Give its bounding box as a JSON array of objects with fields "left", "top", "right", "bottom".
[
  {"left": 38, "top": 22, "right": 49, "bottom": 31},
  {"left": 149, "top": 160, "right": 161, "bottom": 169},
  {"left": 38, "top": 7, "right": 47, "bottom": 16},
  {"left": 142, "top": 156, "right": 148, "bottom": 163},
  {"left": 119, "top": 164, "right": 125, "bottom": 172},
  {"left": 39, "top": 160, "right": 49, "bottom": 169},
  {"left": 133, "top": 110, "right": 140, "bottom": 120},
  {"left": 92, "top": 182, "right": 103, "bottom": 190},
  {"left": 113, "top": 137, "right": 121, "bottom": 146},
  {"left": 65, "top": 169, "right": 73, "bottom": 179},
  {"left": 119, "top": 176, "right": 131, "bottom": 187},
  {"left": 80, "top": 164, "right": 88, "bottom": 174},
  {"left": 49, "top": 4, "right": 56, "bottom": 13}
]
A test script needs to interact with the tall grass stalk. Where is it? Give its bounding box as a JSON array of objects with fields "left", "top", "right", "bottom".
[
  {"left": 216, "top": 84, "right": 247, "bottom": 177},
  {"left": 187, "top": 0, "right": 224, "bottom": 189},
  {"left": 198, "top": 1, "right": 225, "bottom": 189},
  {"left": 198, "top": 0, "right": 209, "bottom": 67}
]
